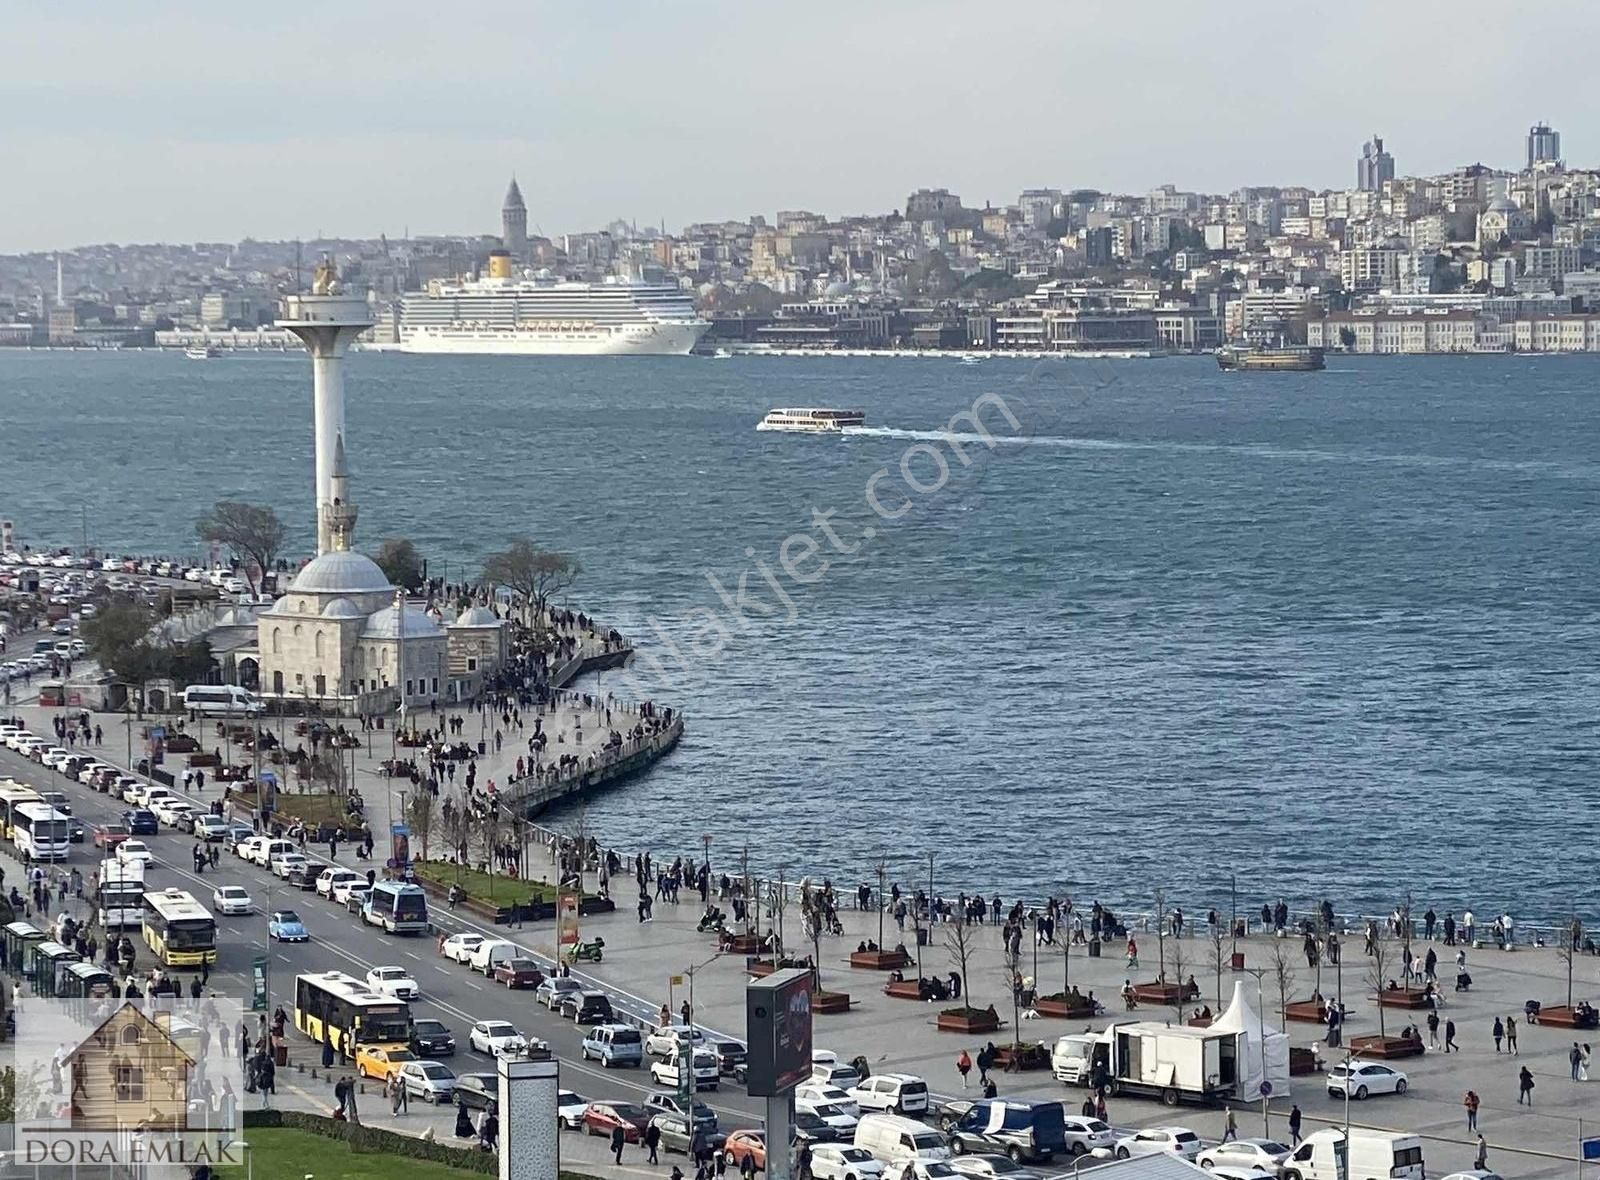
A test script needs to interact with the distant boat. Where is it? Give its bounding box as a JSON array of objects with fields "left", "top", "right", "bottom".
[
  {"left": 756, "top": 407, "right": 865, "bottom": 433},
  {"left": 958, "top": 354, "right": 981, "bottom": 366},
  {"left": 185, "top": 345, "right": 221, "bottom": 360},
  {"left": 1216, "top": 344, "right": 1324, "bottom": 372},
  {"left": 712, "top": 348, "right": 733, "bottom": 359}
]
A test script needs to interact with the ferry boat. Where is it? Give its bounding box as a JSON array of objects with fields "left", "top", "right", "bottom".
[
  {"left": 397, "top": 253, "right": 709, "bottom": 357},
  {"left": 756, "top": 408, "right": 866, "bottom": 433},
  {"left": 184, "top": 345, "right": 221, "bottom": 360},
  {"left": 1215, "top": 344, "right": 1325, "bottom": 372}
]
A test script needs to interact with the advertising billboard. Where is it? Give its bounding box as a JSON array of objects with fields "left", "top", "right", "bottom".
[{"left": 744, "top": 967, "right": 813, "bottom": 1097}]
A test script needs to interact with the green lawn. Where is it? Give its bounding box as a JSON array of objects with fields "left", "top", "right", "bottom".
[
  {"left": 222, "top": 1128, "right": 481, "bottom": 1180},
  {"left": 411, "top": 860, "right": 562, "bottom": 904}
]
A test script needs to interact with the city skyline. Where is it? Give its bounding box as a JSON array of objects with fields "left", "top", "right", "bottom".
[{"left": 4, "top": 0, "right": 1600, "bottom": 252}]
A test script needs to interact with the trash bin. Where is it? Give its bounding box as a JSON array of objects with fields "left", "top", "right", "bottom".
[
  {"left": 1088, "top": 939, "right": 1101, "bottom": 958},
  {"left": 916, "top": 927, "right": 929, "bottom": 947},
  {"left": 273, "top": 1042, "right": 288, "bottom": 1067},
  {"left": 478, "top": 740, "right": 486, "bottom": 756}
]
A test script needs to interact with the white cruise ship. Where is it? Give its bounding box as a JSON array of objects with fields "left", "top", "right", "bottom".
[{"left": 398, "top": 253, "right": 709, "bottom": 357}]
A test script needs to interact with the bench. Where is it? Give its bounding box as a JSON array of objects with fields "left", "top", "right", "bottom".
[
  {"left": 1531, "top": 1004, "right": 1599, "bottom": 1029},
  {"left": 1375, "top": 988, "right": 1433, "bottom": 1010},
  {"left": 812, "top": 990, "right": 852, "bottom": 1015},
  {"left": 1131, "top": 981, "right": 1200, "bottom": 1005},
  {"left": 1284, "top": 999, "right": 1332, "bottom": 1024},
  {"left": 1035, "top": 994, "right": 1096, "bottom": 1020},
  {"left": 1349, "top": 1034, "right": 1426, "bottom": 1059},
  {"left": 850, "top": 948, "right": 912, "bottom": 971}
]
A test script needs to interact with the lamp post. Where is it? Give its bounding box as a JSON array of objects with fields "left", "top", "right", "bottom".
[{"left": 1241, "top": 966, "right": 1270, "bottom": 1135}]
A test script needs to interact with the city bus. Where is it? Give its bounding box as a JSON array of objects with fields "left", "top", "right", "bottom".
[
  {"left": 98, "top": 860, "right": 148, "bottom": 929},
  {"left": 13, "top": 802, "right": 70, "bottom": 862},
  {"left": 0, "top": 784, "right": 43, "bottom": 841},
  {"left": 293, "top": 970, "right": 413, "bottom": 1056},
  {"left": 361, "top": 881, "right": 429, "bottom": 935},
  {"left": 141, "top": 888, "right": 218, "bottom": 968}
]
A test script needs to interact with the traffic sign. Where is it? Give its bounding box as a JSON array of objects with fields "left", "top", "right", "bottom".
[
  {"left": 1581, "top": 1137, "right": 1600, "bottom": 1161},
  {"left": 1260, "top": 1080, "right": 1273, "bottom": 1097}
]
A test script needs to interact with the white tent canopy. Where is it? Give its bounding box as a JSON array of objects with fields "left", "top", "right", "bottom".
[{"left": 1213, "top": 979, "right": 1292, "bottom": 1100}]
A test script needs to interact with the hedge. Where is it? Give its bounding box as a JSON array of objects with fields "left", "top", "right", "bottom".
[{"left": 240, "top": 1109, "right": 599, "bottom": 1179}]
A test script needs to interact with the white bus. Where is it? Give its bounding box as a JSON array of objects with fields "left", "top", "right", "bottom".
[
  {"left": 98, "top": 860, "right": 147, "bottom": 929},
  {"left": 13, "top": 803, "right": 70, "bottom": 862},
  {"left": 182, "top": 684, "right": 263, "bottom": 717}
]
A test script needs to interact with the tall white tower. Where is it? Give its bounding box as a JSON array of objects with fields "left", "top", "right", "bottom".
[{"left": 276, "top": 261, "right": 375, "bottom": 554}]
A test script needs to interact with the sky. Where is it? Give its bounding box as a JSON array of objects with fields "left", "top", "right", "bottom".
[{"left": 4, "top": 0, "right": 1600, "bottom": 253}]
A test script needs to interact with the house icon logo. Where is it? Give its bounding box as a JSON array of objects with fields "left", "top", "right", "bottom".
[{"left": 64, "top": 1002, "right": 197, "bottom": 1132}]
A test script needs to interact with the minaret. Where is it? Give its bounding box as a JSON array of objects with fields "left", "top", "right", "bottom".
[
  {"left": 320, "top": 435, "right": 358, "bottom": 552},
  {"left": 55, "top": 255, "right": 63, "bottom": 307},
  {"left": 276, "top": 258, "right": 375, "bottom": 555},
  {"left": 502, "top": 177, "right": 529, "bottom": 263}
]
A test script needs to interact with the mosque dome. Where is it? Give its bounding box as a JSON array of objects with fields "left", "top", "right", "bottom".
[
  {"left": 362, "top": 604, "right": 444, "bottom": 640},
  {"left": 454, "top": 605, "right": 502, "bottom": 628},
  {"left": 291, "top": 551, "right": 393, "bottom": 595},
  {"left": 1486, "top": 197, "right": 1518, "bottom": 214},
  {"left": 321, "top": 597, "right": 366, "bottom": 620}
]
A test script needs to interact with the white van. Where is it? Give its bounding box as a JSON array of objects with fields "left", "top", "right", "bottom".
[
  {"left": 183, "top": 684, "right": 263, "bottom": 717},
  {"left": 1283, "top": 1130, "right": 1425, "bottom": 1180},
  {"left": 854, "top": 1113, "right": 951, "bottom": 1167},
  {"left": 468, "top": 939, "right": 526, "bottom": 976}
]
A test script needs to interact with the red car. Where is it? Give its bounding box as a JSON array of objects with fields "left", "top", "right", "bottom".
[
  {"left": 93, "top": 823, "right": 130, "bottom": 851},
  {"left": 492, "top": 957, "right": 545, "bottom": 990},
  {"left": 582, "top": 1102, "right": 651, "bottom": 1143},
  {"left": 722, "top": 1129, "right": 766, "bottom": 1172}
]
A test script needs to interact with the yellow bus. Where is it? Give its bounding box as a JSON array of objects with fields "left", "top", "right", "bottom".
[
  {"left": 294, "top": 970, "right": 412, "bottom": 1056},
  {"left": 141, "top": 888, "right": 217, "bottom": 968},
  {"left": 0, "top": 784, "right": 43, "bottom": 841}
]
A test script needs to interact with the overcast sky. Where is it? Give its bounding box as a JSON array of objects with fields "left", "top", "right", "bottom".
[{"left": 3, "top": 0, "right": 1598, "bottom": 253}]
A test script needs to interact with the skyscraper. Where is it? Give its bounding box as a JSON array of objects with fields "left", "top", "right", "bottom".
[
  {"left": 1527, "top": 123, "right": 1561, "bottom": 169},
  {"left": 1357, "top": 135, "right": 1394, "bottom": 192},
  {"left": 501, "top": 177, "right": 528, "bottom": 263}
]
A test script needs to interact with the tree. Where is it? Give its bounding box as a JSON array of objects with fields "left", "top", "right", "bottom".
[
  {"left": 1002, "top": 942, "right": 1026, "bottom": 1048},
  {"left": 1209, "top": 925, "right": 1229, "bottom": 1010},
  {"left": 945, "top": 921, "right": 979, "bottom": 1013},
  {"left": 1559, "top": 912, "right": 1582, "bottom": 1009},
  {"left": 482, "top": 536, "right": 581, "bottom": 633},
  {"left": 405, "top": 790, "right": 437, "bottom": 863},
  {"left": 1152, "top": 888, "right": 1168, "bottom": 982},
  {"left": 440, "top": 804, "right": 473, "bottom": 884},
  {"left": 1267, "top": 940, "right": 1298, "bottom": 1026},
  {"left": 1365, "top": 929, "right": 1392, "bottom": 1040},
  {"left": 801, "top": 888, "right": 827, "bottom": 995},
  {"left": 196, "top": 501, "right": 286, "bottom": 594},
  {"left": 1170, "top": 937, "right": 1194, "bottom": 1023},
  {"left": 373, "top": 538, "right": 426, "bottom": 591},
  {"left": 81, "top": 601, "right": 158, "bottom": 685}
]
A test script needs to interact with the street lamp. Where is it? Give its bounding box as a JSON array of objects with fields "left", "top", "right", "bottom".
[{"left": 1241, "top": 966, "right": 1271, "bottom": 1135}]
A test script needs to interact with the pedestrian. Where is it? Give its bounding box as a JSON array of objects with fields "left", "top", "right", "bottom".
[
  {"left": 1519, "top": 1065, "right": 1535, "bottom": 1105},
  {"left": 610, "top": 1123, "right": 625, "bottom": 1165},
  {"left": 1506, "top": 1017, "right": 1518, "bottom": 1055},
  {"left": 1445, "top": 1019, "right": 1458, "bottom": 1052},
  {"left": 976, "top": 1043, "right": 994, "bottom": 1086},
  {"left": 1427, "top": 1010, "right": 1440, "bottom": 1048},
  {"left": 645, "top": 1119, "right": 661, "bottom": 1165},
  {"left": 981, "top": 1078, "right": 998, "bottom": 1099},
  {"left": 1222, "top": 1106, "right": 1238, "bottom": 1142},
  {"left": 1463, "top": 1089, "right": 1479, "bottom": 1131},
  {"left": 1475, "top": 1134, "right": 1488, "bottom": 1170},
  {"left": 956, "top": 1049, "right": 972, "bottom": 1089},
  {"left": 1572, "top": 1044, "right": 1584, "bottom": 1082},
  {"left": 1583, "top": 1044, "right": 1593, "bottom": 1082},
  {"left": 1288, "top": 1104, "right": 1303, "bottom": 1146},
  {"left": 1492, "top": 1017, "right": 1504, "bottom": 1052}
]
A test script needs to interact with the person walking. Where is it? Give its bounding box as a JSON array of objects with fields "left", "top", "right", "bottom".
[
  {"left": 1463, "top": 1089, "right": 1479, "bottom": 1131},
  {"left": 1519, "top": 1065, "right": 1535, "bottom": 1105},
  {"left": 1572, "top": 1044, "right": 1584, "bottom": 1082},
  {"left": 1445, "top": 1019, "right": 1459, "bottom": 1052},
  {"left": 645, "top": 1119, "right": 661, "bottom": 1165},
  {"left": 956, "top": 1049, "right": 972, "bottom": 1088},
  {"left": 1582, "top": 1044, "right": 1592, "bottom": 1082},
  {"left": 1222, "top": 1106, "right": 1238, "bottom": 1142},
  {"left": 1492, "top": 1017, "right": 1504, "bottom": 1052},
  {"left": 1288, "top": 1104, "right": 1303, "bottom": 1146},
  {"left": 1427, "top": 1010, "right": 1441, "bottom": 1048},
  {"left": 1506, "top": 1017, "right": 1518, "bottom": 1055},
  {"left": 1475, "top": 1135, "right": 1489, "bottom": 1170},
  {"left": 976, "top": 1044, "right": 994, "bottom": 1087},
  {"left": 609, "top": 1122, "right": 625, "bottom": 1165}
]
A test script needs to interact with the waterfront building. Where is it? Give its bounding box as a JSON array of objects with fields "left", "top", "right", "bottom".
[
  {"left": 1358, "top": 135, "right": 1395, "bottom": 192},
  {"left": 1527, "top": 122, "right": 1561, "bottom": 169}
]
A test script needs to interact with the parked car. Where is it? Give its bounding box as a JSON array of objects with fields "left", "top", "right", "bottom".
[
  {"left": 1197, "top": 1139, "right": 1293, "bottom": 1176},
  {"left": 317, "top": 868, "right": 362, "bottom": 899},
  {"left": 535, "top": 977, "right": 584, "bottom": 1010},
  {"left": 710, "top": 1038, "right": 748, "bottom": 1077},
  {"left": 646, "top": 1023, "right": 705, "bottom": 1058},
  {"left": 1327, "top": 1062, "right": 1409, "bottom": 1100},
  {"left": 267, "top": 910, "right": 309, "bottom": 942},
  {"left": 1059, "top": 1116, "right": 1115, "bottom": 1157},
  {"left": 193, "top": 815, "right": 230, "bottom": 841},
  {"left": 557, "top": 1090, "right": 589, "bottom": 1130},
  {"left": 441, "top": 932, "right": 485, "bottom": 963},
  {"left": 581, "top": 1024, "right": 644, "bottom": 1069},
  {"left": 397, "top": 1060, "right": 456, "bottom": 1103},
  {"left": 410, "top": 1019, "right": 457, "bottom": 1058},
  {"left": 810, "top": 1144, "right": 886, "bottom": 1180},
  {"left": 491, "top": 957, "right": 545, "bottom": 989},
  {"left": 582, "top": 1102, "right": 652, "bottom": 1143},
  {"left": 651, "top": 1112, "right": 728, "bottom": 1157},
  {"left": 793, "top": 1109, "right": 841, "bottom": 1145},
  {"left": 850, "top": 1074, "right": 930, "bottom": 1116},
  {"left": 1114, "top": 1128, "right": 1203, "bottom": 1161},
  {"left": 949, "top": 1156, "right": 1044, "bottom": 1180},
  {"left": 650, "top": 1045, "right": 721, "bottom": 1091},
  {"left": 797, "top": 1083, "right": 859, "bottom": 1120},
  {"left": 289, "top": 860, "right": 327, "bottom": 890},
  {"left": 644, "top": 1091, "right": 718, "bottom": 1134},
  {"left": 559, "top": 990, "right": 615, "bottom": 1025},
  {"left": 722, "top": 1130, "right": 767, "bottom": 1173}
]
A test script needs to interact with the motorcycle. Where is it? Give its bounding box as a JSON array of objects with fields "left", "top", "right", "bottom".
[{"left": 564, "top": 937, "right": 606, "bottom": 963}]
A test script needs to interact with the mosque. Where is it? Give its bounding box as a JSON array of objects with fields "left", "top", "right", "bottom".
[{"left": 197, "top": 277, "right": 509, "bottom": 714}]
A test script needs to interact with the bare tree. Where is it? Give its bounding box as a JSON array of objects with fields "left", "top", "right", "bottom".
[
  {"left": 802, "top": 890, "right": 826, "bottom": 993},
  {"left": 1267, "top": 939, "right": 1298, "bottom": 1026},
  {"left": 1170, "top": 937, "right": 1194, "bottom": 1023},
  {"left": 1558, "top": 912, "right": 1582, "bottom": 1008},
  {"left": 440, "top": 804, "right": 473, "bottom": 887},
  {"left": 196, "top": 501, "right": 287, "bottom": 595},
  {"left": 1002, "top": 942, "right": 1025, "bottom": 1048},
  {"left": 482, "top": 536, "right": 581, "bottom": 640},
  {"left": 1210, "top": 926, "right": 1228, "bottom": 1010},
  {"left": 405, "top": 790, "right": 437, "bottom": 863},
  {"left": 1365, "top": 932, "right": 1392, "bottom": 1040},
  {"left": 478, "top": 802, "right": 504, "bottom": 880},
  {"left": 945, "top": 921, "right": 979, "bottom": 1013}
]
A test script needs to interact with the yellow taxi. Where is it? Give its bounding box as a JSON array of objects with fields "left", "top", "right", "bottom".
[{"left": 354, "top": 1044, "right": 416, "bottom": 1082}]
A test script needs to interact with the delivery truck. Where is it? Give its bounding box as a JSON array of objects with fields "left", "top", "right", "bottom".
[{"left": 1052, "top": 1021, "right": 1240, "bottom": 1106}]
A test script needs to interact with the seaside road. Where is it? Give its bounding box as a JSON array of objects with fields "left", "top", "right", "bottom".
[{"left": 3, "top": 735, "right": 1588, "bottom": 1180}]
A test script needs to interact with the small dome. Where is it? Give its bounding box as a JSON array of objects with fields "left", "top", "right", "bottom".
[
  {"left": 322, "top": 597, "right": 366, "bottom": 620},
  {"left": 362, "top": 604, "right": 443, "bottom": 640},
  {"left": 291, "top": 551, "right": 392, "bottom": 595},
  {"left": 454, "top": 605, "right": 502, "bottom": 628},
  {"left": 1487, "top": 197, "right": 1518, "bottom": 213}
]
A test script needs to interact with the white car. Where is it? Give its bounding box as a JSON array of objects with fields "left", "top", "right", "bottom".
[
  {"left": 797, "top": 1099, "right": 857, "bottom": 1133},
  {"left": 184, "top": 567, "right": 204, "bottom": 582},
  {"left": 151, "top": 797, "right": 197, "bottom": 826},
  {"left": 116, "top": 840, "right": 154, "bottom": 866},
  {"left": 1198, "top": 1139, "right": 1292, "bottom": 1175},
  {"left": 1060, "top": 1116, "right": 1116, "bottom": 1156},
  {"left": 3, "top": 730, "right": 35, "bottom": 750},
  {"left": 40, "top": 747, "right": 70, "bottom": 768},
  {"left": 441, "top": 933, "right": 484, "bottom": 964},
  {"left": 950, "top": 1158, "right": 1043, "bottom": 1180},
  {"left": 317, "top": 868, "right": 362, "bottom": 899},
  {"left": 194, "top": 814, "right": 230, "bottom": 841},
  {"left": 849, "top": 1073, "right": 930, "bottom": 1116},
  {"left": 332, "top": 876, "right": 369, "bottom": 905},
  {"left": 556, "top": 1090, "right": 589, "bottom": 1130},
  {"left": 811, "top": 1145, "right": 888, "bottom": 1180},
  {"left": 795, "top": 1082, "right": 859, "bottom": 1119},
  {"left": 469, "top": 1020, "right": 532, "bottom": 1059},
  {"left": 1327, "top": 1061, "right": 1408, "bottom": 1100},
  {"left": 1115, "top": 1128, "right": 1203, "bottom": 1161},
  {"left": 649, "top": 1047, "right": 720, "bottom": 1091},
  {"left": 212, "top": 886, "right": 254, "bottom": 916},
  {"left": 645, "top": 1023, "right": 704, "bottom": 1058},
  {"left": 366, "top": 966, "right": 420, "bottom": 1001},
  {"left": 76, "top": 762, "right": 113, "bottom": 784},
  {"left": 270, "top": 852, "right": 309, "bottom": 879}
]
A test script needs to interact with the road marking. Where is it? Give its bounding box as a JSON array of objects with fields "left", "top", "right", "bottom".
[
  {"left": 465, "top": 980, "right": 483, "bottom": 991},
  {"left": 404, "top": 951, "right": 423, "bottom": 962}
]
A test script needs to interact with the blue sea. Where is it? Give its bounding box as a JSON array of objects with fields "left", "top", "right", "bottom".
[{"left": 7, "top": 348, "right": 1598, "bottom": 919}]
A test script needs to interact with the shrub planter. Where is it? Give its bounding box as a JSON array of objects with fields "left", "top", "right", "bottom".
[
  {"left": 991, "top": 1042, "right": 1050, "bottom": 1071},
  {"left": 850, "top": 948, "right": 912, "bottom": 971},
  {"left": 884, "top": 979, "right": 927, "bottom": 1001},
  {"left": 1284, "top": 999, "right": 1331, "bottom": 1024},
  {"left": 1535, "top": 1004, "right": 1599, "bottom": 1029},
  {"left": 1187, "top": 1015, "right": 1213, "bottom": 1027},
  {"left": 1289, "top": 1046, "right": 1321, "bottom": 1076},
  {"left": 746, "top": 956, "right": 807, "bottom": 979},
  {"left": 1035, "top": 993, "right": 1095, "bottom": 1020},
  {"left": 1348, "top": 1034, "right": 1425, "bottom": 1059},
  {"left": 937, "top": 1005, "right": 1002, "bottom": 1035},
  {"left": 720, "top": 933, "right": 763, "bottom": 955},
  {"left": 1374, "top": 988, "right": 1432, "bottom": 1010},
  {"left": 812, "top": 989, "right": 852, "bottom": 1015},
  {"left": 1131, "top": 981, "right": 1196, "bottom": 1006}
]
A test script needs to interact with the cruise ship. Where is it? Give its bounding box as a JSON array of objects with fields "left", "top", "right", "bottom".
[{"left": 397, "top": 252, "right": 709, "bottom": 357}]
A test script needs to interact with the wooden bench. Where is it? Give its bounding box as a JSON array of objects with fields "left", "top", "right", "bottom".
[
  {"left": 1349, "top": 1034, "right": 1426, "bottom": 1059},
  {"left": 884, "top": 979, "right": 931, "bottom": 1001},
  {"left": 850, "top": 948, "right": 912, "bottom": 971},
  {"left": 1375, "top": 988, "right": 1433, "bottom": 1010},
  {"left": 1532, "top": 1004, "right": 1600, "bottom": 1029},
  {"left": 1285, "top": 999, "right": 1332, "bottom": 1024},
  {"left": 718, "top": 933, "right": 763, "bottom": 955},
  {"left": 812, "top": 990, "right": 852, "bottom": 1015},
  {"left": 1035, "top": 995, "right": 1096, "bottom": 1020},
  {"left": 1131, "top": 981, "right": 1200, "bottom": 1006}
]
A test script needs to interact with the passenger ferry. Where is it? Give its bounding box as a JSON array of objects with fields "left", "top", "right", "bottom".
[
  {"left": 756, "top": 408, "right": 866, "bottom": 433},
  {"left": 184, "top": 345, "right": 221, "bottom": 360}
]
